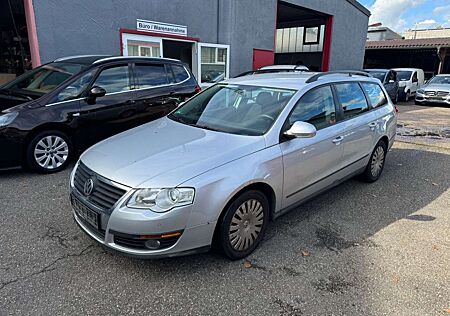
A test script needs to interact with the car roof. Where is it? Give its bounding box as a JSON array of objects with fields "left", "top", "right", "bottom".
[
  {"left": 365, "top": 69, "right": 389, "bottom": 72},
  {"left": 434, "top": 74, "right": 450, "bottom": 77},
  {"left": 52, "top": 55, "right": 182, "bottom": 66},
  {"left": 392, "top": 68, "right": 421, "bottom": 71},
  {"left": 259, "top": 64, "right": 309, "bottom": 70},
  {"left": 224, "top": 72, "right": 378, "bottom": 90}
]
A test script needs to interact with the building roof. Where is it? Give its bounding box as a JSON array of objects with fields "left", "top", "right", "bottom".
[
  {"left": 366, "top": 37, "right": 450, "bottom": 49},
  {"left": 346, "top": 0, "right": 371, "bottom": 17}
]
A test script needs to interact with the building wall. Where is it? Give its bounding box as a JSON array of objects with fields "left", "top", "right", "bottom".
[
  {"left": 403, "top": 28, "right": 450, "bottom": 40},
  {"left": 367, "top": 27, "right": 403, "bottom": 41},
  {"left": 32, "top": 0, "right": 369, "bottom": 75}
]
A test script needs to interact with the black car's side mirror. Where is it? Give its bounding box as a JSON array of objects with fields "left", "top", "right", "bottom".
[{"left": 87, "top": 86, "right": 106, "bottom": 104}]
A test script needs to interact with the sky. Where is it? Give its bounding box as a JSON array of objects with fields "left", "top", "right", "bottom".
[{"left": 358, "top": 0, "right": 450, "bottom": 33}]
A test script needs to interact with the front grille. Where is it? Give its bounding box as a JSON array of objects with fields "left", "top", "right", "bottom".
[
  {"left": 425, "top": 91, "right": 449, "bottom": 97},
  {"left": 73, "top": 162, "right": 127, "bottom": 211},
  {"left": 437, "top": 91, "right": 449, "bottom": 97},
  {"left": 425, "top": 91, "right": 436, "bottom": 96},
  {"left": 112, "top": 232, "right": 180, "bottom": 250}
]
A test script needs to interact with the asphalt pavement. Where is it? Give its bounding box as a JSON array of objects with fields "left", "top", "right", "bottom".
[{"left": 0, "top": 142, "right": 449, "bottom": 315}]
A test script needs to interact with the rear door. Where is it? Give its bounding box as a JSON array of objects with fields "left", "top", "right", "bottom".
[
  {"left": 78, "top": 62, "right": 137, "bottom": 148},
  {"left": 333, "top": 82, "right": 377, "bottom": 174},
  {"left": 280, "top": 84, "right": 345, "bottom": 208}
]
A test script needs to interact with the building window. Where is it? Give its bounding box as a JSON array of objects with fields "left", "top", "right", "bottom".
[
  {"left": 303, "top": 26, "right": 320, "bottom": 45},
  {"left": 126, "top": 40, "right": 160, "bottom": 57},
  {"left": 199, "top": 45, "right": 229, "bottom": 84}
]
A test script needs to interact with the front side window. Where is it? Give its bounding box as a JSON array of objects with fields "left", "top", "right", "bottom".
[
  {"left": 361, "top": 82, "right": 388, "bottom": 108},
  {"left": 335, "top": 83, "right": 369, "bottom": 119},
  {"left": 57, "top": 69, "right": 96, "bottom": 102},
  {"left": 3, "top": 62, "right": 85, "bottom": 94},
  {"left": 168, "top": 84, "right": 296, "bottom": 136},
  {"left": 288, "top": 85, "right": 336, "bottom": 130},
  {"left": 93, "top": 65, "right": 130, "bottom": 94},
  {"left": 135, "top": 64, "right": 168, "bottom": 88}
]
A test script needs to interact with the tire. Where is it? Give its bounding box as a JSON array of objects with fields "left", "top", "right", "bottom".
[
  {"left": 404, "top": 91, "right": 411, "bottom": 102},
  {"left": 218, "top": 190, "right": 269, "bottom": 260},
  {"left": 362, "top": 140, "right": 387, "bottom": 183},
  {"left": 26, "top": 130, "right": 72, "bottom": 173}
]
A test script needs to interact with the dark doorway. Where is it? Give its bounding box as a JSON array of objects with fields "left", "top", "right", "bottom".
[
  {"left": 275, "top": 1, "right": 330, "bottom": 71},
  {"left": 162, "top": 40, "right": 193, "bottom": 69},
  {"left": 0, "top": 0, "right": 31, "bottom": 84}
]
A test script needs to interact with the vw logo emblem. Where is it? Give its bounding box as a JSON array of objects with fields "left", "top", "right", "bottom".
[{"left": 83, "top": 178, "right": 94, "bottom": 196}]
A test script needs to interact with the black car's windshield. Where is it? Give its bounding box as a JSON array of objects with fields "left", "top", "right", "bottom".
[
  {"left": 428, "top": 76, "right": 450, "bottom": 84},
  {"left": 168, "top": 84, "right": 296, "bottom": 136},
  {"left": 366, "top": 71, "right": 386, "bottom": 82},
  {"left": 1, "top": 62, "right": 86, "bottom": 95},
  {"left": 396, "top": 71, "right": 412, "bottom": 81}
]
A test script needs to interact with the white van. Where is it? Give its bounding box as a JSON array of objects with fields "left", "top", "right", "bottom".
[{"left": 392, "top": 68, "right": 425, "bottom": 101}]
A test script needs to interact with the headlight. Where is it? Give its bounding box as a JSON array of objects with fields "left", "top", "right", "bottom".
[
  {"left": 127, "top": 188, "right": 195, "bottom": 212},
  {"left": 417, "top": 89, "right": 425, "bottom": 95},
  {"left": 0, "top": 112, "right": 18, "bottom": 127}
]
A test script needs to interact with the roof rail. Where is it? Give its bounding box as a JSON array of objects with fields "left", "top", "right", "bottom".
[
  {"left": 305, "top": 70, "right": 371, "bottom": 83},
  {"left": 54, "top": 55, "right": 110, "bottom": 62}
]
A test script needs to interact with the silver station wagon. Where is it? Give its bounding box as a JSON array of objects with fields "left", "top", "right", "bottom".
[{"left": 69, "top": 71, "right": 397, "bottom": 260}]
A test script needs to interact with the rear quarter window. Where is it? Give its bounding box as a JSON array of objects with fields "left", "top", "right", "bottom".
[
  {"left": 171, "top": 64, "right": 189, "bottom": 83},
  {"left": 361, "top": 82, "right": 388, "bottom": 108},
  {"left": 135, "top": 64, "right": 169, "bottom": 88}
]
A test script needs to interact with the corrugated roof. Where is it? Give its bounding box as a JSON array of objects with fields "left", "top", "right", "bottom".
[{"left": 366, "top": 37, "right": 450, "bottom": 49}]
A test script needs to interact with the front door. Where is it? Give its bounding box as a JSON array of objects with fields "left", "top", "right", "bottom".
[
  {"left": 280, "top": 84, "right": 345, "bottom": 208},
  {"left": 78, "top": 63, "right": 137, "bottom": 149}
]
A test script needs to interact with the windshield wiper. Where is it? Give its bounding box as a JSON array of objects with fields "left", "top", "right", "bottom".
[
  {"left": 195, "top": 124, "right": 222, "bottom": 132},
  {"left": 0, "top": 88, "right": 33, "bottom": 101}
]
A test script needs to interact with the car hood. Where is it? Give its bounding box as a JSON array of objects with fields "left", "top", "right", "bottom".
[
  {"left": 421, "top": 84, "right": 450, "bottom": 92},
  {"left": 81, "top": 117, "right": 267, "bottom": 188},
  {"left": 0, "top": 89, "right": 42, "bottom": 112}
]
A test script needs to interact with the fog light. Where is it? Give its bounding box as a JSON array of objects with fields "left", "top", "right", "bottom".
[{"left": 144, "top": 239, "right": 161, "bottom": 250}]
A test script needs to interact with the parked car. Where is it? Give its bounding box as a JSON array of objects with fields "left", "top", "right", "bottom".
[
  {"left": 415, "top": 74, "right": 450, "bottom": 106},
  {"left": 70, "top": 70, "right": 397, "bottom": 260},
  {"left": 235, "top": 64, "right": 310, "bottom": 78},
  {"left": 393, "top": 68, "right": 425, "bottom": 101},
  {"left": 0, "top": 55, "right": 200, "bottom": 172},
  {"left": 364, "top": 69, "right": 399, "bottom": 103}
]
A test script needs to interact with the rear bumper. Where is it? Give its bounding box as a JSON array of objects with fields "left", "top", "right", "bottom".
[{"left": 0, "top": 127, "right": 23, "bottom": 169}]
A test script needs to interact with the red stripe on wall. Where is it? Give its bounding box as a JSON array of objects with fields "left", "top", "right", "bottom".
[
  {"left": 322, "top": 16, "right": 333, "bottom": 71},
  {"left": 24, "top": 0, "right": 41, "bottom": 67}
]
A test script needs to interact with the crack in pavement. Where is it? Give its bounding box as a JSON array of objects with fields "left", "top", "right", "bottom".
[
  {"left": 42, "top": 226, "right": 71, "bottom": 248},
  {"left": 0, "top": 245, "right": 95, "bottom": 291}
]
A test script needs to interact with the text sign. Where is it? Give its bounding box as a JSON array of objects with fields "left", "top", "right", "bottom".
[{"left": 137, "top": 19, "right": 187, "bottom": 36}]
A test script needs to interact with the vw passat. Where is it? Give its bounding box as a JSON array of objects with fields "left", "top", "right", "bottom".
[{"left": 70, "top": 71, "right": 397, "bottom": 260}]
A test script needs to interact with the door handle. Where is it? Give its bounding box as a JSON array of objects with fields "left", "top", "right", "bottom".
[
  {"left": 332, "top": 136, "right": 344, "bottom": 144},
  {"left": 368, "top": 122, "right": 377, "bottom": 130}
]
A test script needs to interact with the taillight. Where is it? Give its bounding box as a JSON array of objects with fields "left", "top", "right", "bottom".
[
  {"left": 195, "top": 85, "right": 201, "bottom": 93},
  {"left": 394, "top": 105, "right": 399, "bottom": 113}
]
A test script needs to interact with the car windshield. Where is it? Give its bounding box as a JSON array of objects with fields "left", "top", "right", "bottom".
[
  {"left": 366, "top": 71, "right": 386, "bottom": 81},
  {"left": 168, "top": 84, "right": 296, "bottom": 136},
  {"left": 396, "top": 71, "right": 412, "bottom": 81},
  {"left": 428, "top": 76, "right": 450, "bottom": 85},
  {"left": 1, "top": 62, "right": 86, "bottom": 95}
]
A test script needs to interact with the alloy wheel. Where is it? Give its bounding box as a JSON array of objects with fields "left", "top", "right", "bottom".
[
  {"left": 34, "top": 135, "right": 69, "bottom": 170},
  {"left": 370, "top": 146, "right": 385, "bottom": 177},
  {"left": 228, "top": 199, "right": 264, "bottom": 251}
]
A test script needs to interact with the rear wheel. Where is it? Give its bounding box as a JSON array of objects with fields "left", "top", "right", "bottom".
[
  {"left": 404, "top": 91, "right": 411, "bottom": 102},
  {"left": 26, "top": 130, "right": 72, "bottom": 173},
  {"left": 362, "top": 140, "right": 387, "bottom": 182},
  {"left": 218, "top": 190, "right": 269, "bottom": 260}
]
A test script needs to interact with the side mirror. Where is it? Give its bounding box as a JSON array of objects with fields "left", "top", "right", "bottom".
[
  {"left": 89, "top": 86, "right": 106, "bottom": 98},
  {"left": 284, "top": 121, "right": 317, "bottom": 138}
]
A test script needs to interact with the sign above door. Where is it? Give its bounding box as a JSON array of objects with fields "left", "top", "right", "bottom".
[{"left": 136, "top": 19, "right": 187, "bottom": 36}]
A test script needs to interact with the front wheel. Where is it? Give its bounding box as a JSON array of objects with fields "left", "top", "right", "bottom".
[
  {"left": 218, "top": 190, "right": 269, "bottom": 260},
  {"left": 26, "top": 130, "right": 72, "bottom": 173},
  {"left": 362, "top": 140, "right": 387, "bottom": 183}
]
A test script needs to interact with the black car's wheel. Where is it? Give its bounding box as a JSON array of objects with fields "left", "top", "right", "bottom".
[
  {"left": 362, "top": 140, "right": 387, "bottom": 183},
  {"left": 218, "top": 190, "right": 269, "bottom": 260},
  {"left": 26, "top": 130, "right": 72, "bottom": 173}
]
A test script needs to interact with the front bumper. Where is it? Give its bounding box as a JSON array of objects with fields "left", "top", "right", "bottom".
[
  {"left": 0, "top": 127, "right": 23, "bottom": 169},
  {"left": 415, "top": 93, "right": 450, "bottom": 104},
  {"left": 69, "top": 169, "right": 216, "bottom": 258}
]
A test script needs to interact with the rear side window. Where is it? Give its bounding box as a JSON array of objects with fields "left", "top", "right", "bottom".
[
  {"left": 361, "top": 82, "right": 388, "bottom": 108},
  {"left": 93, "top": 65, "right": 131, "bottom": 93},
  {"left": 288, "top": 85, "right": 336, "bottom": 130},
  {"left": 171, "top": 64, "right": 189, "bottom": 83},
  {"left": 135, "top": 64, "right": 168, "bottom": 88},
  {"left": 334, "top": 83, "right": 369, "bottom": 119}
]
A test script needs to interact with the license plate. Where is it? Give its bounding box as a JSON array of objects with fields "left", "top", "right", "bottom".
[{"left": 71, "top": 195, "right": 99, "bottom": 229}]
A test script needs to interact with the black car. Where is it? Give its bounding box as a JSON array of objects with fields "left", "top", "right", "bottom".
[
  {"left": 0, "top": 55, "right": 200, "bottom": 173},
  {"left": 364, "top": 69, "right": 400, "bottom": 103}
]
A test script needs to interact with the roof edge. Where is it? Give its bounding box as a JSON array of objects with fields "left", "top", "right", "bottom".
[{"left": 346, "top": 0, "right": 371, "bottom": 17}]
